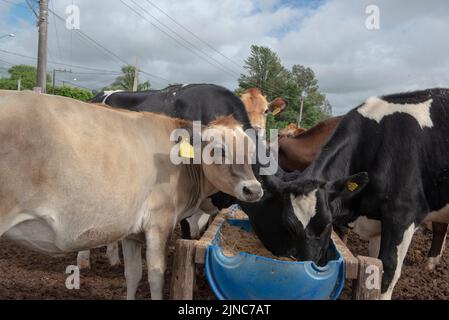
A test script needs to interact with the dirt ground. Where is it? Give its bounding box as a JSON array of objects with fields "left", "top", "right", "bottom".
[{"left": 0, "top": 226, "right": 448, "bottom": 300}]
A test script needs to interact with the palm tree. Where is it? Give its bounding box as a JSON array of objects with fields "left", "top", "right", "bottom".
[{"left": 107, "top": 65, "right": 150, "bottom": 91}]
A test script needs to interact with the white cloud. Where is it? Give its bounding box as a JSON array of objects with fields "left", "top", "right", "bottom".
[{"left": 1, "top": 0, "right": 449, "bottom": 115}]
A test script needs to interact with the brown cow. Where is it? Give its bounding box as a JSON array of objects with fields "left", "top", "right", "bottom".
[
  {"left": 0, "top": 90, "right": 262, "bottom": 299},
  {"left": 240, "top": 88, "right": 287, "bottom": 132},
  {"left": 279, "top": 123, "right": 307, "bottom": 138},
  {"left": 278, "top": 116, "right": 343, "bottom": 172}
]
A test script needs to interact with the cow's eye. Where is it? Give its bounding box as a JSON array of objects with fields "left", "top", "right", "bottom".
[
  {"left": 264, "top": 109, "right": 270, "bottom": 115},
  {"left": 211, "top": 147, "right": 227, "bottom": 160}
]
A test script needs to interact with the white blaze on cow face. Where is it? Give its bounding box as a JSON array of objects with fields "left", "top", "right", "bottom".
[
  {"left": 357, "top": 97, "right": 433, "bottom": 129},
  {"left": 290, "top": 190, "right": 318, "bottom": 228}
]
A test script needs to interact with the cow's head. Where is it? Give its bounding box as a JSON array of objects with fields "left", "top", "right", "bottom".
[
  {"left": 259, "top": 171, "right": 369, "bottom": 265},
  {"left": 280, "top": 123, "right": 306, "bottom": 138},
  {"left": 240, "top": 88, "right": 287, "bottom": 132},
  {"left": 201, "top": 116, "right": 263, "bottom": 203}
]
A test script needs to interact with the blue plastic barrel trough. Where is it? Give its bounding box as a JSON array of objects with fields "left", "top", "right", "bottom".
[{"left": 205, "top": 219, "right": 345, "bottom": 300}]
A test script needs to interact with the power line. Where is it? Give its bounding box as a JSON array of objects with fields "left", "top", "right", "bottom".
[
  {"left": 145, "top": 0, "right": 243, "bottom": 70},
  {"left": 138, "top": 0, "right": 242, "bottom": 77},
  {"left": 0, "top": 0, "right": 27, "bottom": 8},
  {"left": 47, "top": 5, "right": 172, "bottom": 85},
  {"left": 120, "top": 0, "right": 292, "bottom": 98},
  {"left": 0, "top": 48, "right": 121, "bottom": 74},
  {"left": 120, "top": 0, "right": 239, "bottom": 80},
  {"left": 50, "top": 0, "right": 62, "bottom": 60},
  {"left": 57, "top": 79, "right": 92, "bottom": 91},
  {"left": 2, "top": 0, "right": 298, "bottom": 100}
]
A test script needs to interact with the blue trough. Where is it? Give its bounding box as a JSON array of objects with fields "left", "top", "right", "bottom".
[{"left": 205, "top": 219, "right": 345, "bottom": 300}]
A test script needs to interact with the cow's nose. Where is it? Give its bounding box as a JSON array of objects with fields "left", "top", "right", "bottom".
[{"left": 239, "top": 181, "right": 263, "bottom": 202}]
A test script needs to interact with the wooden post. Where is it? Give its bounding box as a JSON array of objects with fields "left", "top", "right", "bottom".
[
  {"left": 352, "top": 255, "right": 383, "bottom": 300},
  {"left": 170, "top": 239, "right": 197, "bottom": 300},
  {"left": 331, "top": 231, "right": 359, "bottom": 279}
]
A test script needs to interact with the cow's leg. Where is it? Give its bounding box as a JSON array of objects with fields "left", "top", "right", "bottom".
[
  {"left": 426, "top": 222, "right": 448, "bottom": 270},
  {"left": 378, "top": 222, "right": 415, "bottom": 300},
  {"left": 145, "top": 220, "right": 173, "bottom": 300},
  {"left": 180, "top": 199, "right": 218, "bottom": 239},
  {"left": 106, "top": 242, "right": 121, "bottom": 266},
  {"left": 181, "top": 212, "right": 212, "bottom": 240},
  {"left": 77, "top": 250, "right": 91, "bottom": 269},
  {"left": 122, "top": 238, "right": 142, "bottom": 300},
  {"left": 368, "top": 235, "right": 381, "bottom": 258}
]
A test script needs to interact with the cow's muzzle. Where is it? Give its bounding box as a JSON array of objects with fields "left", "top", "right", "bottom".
[{"left": 235, "top": 180, "right": 263, "bottom": 203}]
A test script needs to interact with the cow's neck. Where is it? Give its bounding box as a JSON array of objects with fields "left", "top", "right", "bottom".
[
  {"left": 181, "top": 164, "right": 216, "bottom": 213},
  {"left": 304, "top": 121, "right": 362, "bottom": 181},
  {"left": 184, "top": 164, "right": 205, "bottom": 211}
]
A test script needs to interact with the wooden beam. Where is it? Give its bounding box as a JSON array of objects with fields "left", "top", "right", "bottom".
[
  {"left": 195, "top": 213, "right": 226, "bottom": 264},
  {"left": 170, "top": 239, "right": 197, "bottom": 300},
  {"left": 331, "top": 231, "right": 359, "bottom": 279},
  {"left": 352, "top": 255, "right": 383, "bottom": 300}
]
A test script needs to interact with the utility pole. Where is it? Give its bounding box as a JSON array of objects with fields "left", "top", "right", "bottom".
[
  {"left": 36, "top": 0, "right": 49, "bottom": 93},
  {"left": 17, "top": 77, "right": 21, "bottom": 91},
  {"left": 297, "top": 91, "right": 306, "bottom": 127},
  {"left": 52, "top": 69, "right": 73, "bottom": 94},
  {"left": 132, "top": 57, "right": 139, "bottom": 92}
]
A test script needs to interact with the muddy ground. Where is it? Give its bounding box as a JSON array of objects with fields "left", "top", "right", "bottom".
[{"left": 0, "top": 226, "right": 448, "bottom": 300}]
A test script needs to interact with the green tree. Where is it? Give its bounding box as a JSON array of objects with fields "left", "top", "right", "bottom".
[
  {"left": 0, "top": 65, "right": 51, "bottom": 90},
  {"left": 291, "top": 65, "right": 319, "bottom": 95},
  {"left": 238, "top": 46, "right": 332, "bottom": 130},
  {"left": 290, "top": 65, "right": 323, "bottom": 126},
  {"left": 106, "top": 65, "right": 150, "bottom": 91},
  {"left": 50, "top": 85, "right": 94, "bottom": 102},
  {"left": 0, "top": 78, "right": 16, "bottom": 90},
  {"left": 238, "top": 45, "right": 289, "bottom": 101}
]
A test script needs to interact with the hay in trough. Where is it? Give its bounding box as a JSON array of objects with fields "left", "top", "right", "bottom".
[{"left": 220, "top": 222, "right": 296, "bottom": 262}]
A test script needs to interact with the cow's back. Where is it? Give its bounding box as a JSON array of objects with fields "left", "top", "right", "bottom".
[
  {"left": 94, "top": 84, "right": 252, "bottom": 130},
  {"left": 309, "top": 88, "right": 449, "bottom": 219}
]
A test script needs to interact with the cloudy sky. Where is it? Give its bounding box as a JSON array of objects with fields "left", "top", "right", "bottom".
[{"left": 1, "top": 0, "right": 449, "bottom": 115}]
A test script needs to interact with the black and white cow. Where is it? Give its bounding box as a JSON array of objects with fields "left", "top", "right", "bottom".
[
  {"left": 91, "top": 84, "right": 253, "bottom": 130},
  {"left": 241, "top": 88, "right": 449, "bottom": 299}
]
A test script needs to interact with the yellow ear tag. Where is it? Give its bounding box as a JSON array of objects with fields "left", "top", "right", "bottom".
[
  {"left": 272, "top": 108, "right": 282, "bottom": 116},
  {"left": 180, "top": 139, "right": 195, "bottom": 159},
  {"left": 347, "top": 181, "right": 359, "bottom": 192}
]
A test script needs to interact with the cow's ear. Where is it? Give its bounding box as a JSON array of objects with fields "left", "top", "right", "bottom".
[
  {"left": 328, "top": 172, "right": 369, "bottom": 201},
  {"left": 268, "top": 98, "right": 288, "bottom": 116}
]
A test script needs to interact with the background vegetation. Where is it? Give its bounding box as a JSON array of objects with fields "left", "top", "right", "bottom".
[{"left": 0, "top": 46, "right": 331, "bottom": 128}]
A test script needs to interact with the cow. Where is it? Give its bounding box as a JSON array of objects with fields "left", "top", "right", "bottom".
[
  {"left": 0, "top": 91, "right": 263, "bottom": 300},
  {"left": 239, "top": 88, "right": 287, "bottom": 133},
  {"left": 85, "top": 84, "right": 286, "bottom": 267},
  {"left": 91, "top": 85, "right": 287, "bottom": 134},
  {"left": 278, "top": 115, "right": 448, "bottom": 271},
  {"left": 243, "top": 88, "right": 449, "bottom": 299},
  {"left": 279, "top": 123, "right": 306, "bottom": 138},
  {"left": 278, "top": 117, "right": 343, "bottom": 172}
]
